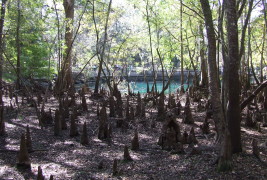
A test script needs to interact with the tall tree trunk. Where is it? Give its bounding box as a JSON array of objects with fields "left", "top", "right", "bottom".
[
  {"left": 145, "top": 0, "right": 157, "bottom": 95},
  {"left": 246, "top": 21, "right": 251, "bottom": 89},
  {"left": 180, "top": 0, "right": 184, "bottom": 92},
  {"left": 199, "top": 23, "right": 208, "bottom": 88},
  {"left": 16, "top": 0, "right": 21, "bottom": 90},
  {"left": 94, "top": 0, "right": 112, "bottom": 94},
  {"left": 199, "top": 0, "right": 225, "bottom": 143},
  {"left": 262, "top": 0, "right": 267, "bottom": 82},
  {"left": 248, "top": 23, "right": 259, "bottom": 85},
  {"left": 0, "top": 0, "right": 7, "bottom": 106},
  {"left": 226, "top": 0, "right": 242, "bottom": 153},
  {"left": 260, "top": 24, "right": 265, "bottom": 82},
  {"left": 218, "top": 1, "right": 229, "bottom": 112},
  {"left": 0, "top": 0, "right": 7, "bottom": 136},
  {"left": 62, "top": 0, "right": 74, "bottom": 91}
]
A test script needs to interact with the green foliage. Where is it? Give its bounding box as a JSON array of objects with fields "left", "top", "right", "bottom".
[{"left": 4, "top": 0, "right": 55, "bottom": 80}]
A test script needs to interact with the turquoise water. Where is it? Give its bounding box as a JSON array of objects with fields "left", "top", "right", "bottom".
[{"left": 88, "top": 81, "right": 190, "bottom": 94}]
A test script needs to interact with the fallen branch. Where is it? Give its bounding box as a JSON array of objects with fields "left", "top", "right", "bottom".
[{"left": 240, "top": 80, "right": 267, "bottom": 110}]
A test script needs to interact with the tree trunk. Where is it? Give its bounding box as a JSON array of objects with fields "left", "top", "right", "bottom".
[
  {"left": 0, "top": 0, "right": 7, "bottom": 136},
  {"left": 226, "top": 0, "right": 242, "bottom": 153},
  {"left": 180, "top": 0, "right": 184, "bottom": 92},
  {"left": 0, "top": 0, "right": 7, "bottom": 105},
  {"left": 218, "top": 1, "right": 229, "bottom": 111},
  {"left": 16, "top": 0, "right": 21, "bottom": 90},
  {"left": 62, "top": 0, "right": 75, "bottom": 91},
  {"left": 200, "top": 0, "right": 225, "bottom": 143},
  {"left": 94, "top": 0, "right": 112, "bottom": 94},
  {"left": 54, "top": 0, "right": 75, "bottom": 96},
  {"left": 260, "top": 24, "right": 265, "bottom": 82},
  {"left": 145, "top": 0, "right": 157, "bottom": 95}
]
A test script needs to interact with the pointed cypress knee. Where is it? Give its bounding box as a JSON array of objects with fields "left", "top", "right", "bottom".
[
  {"left": 26, "top": 125, "right": 33, "bottom": 153},
  {"left": 123, "top": 145, "right": 133, "bottom": 161},
  {"left": 135, "top": 92, "right": 142, "bottom": 117},
  {"left": 112, "top": 159, "right": 118, "bottom": 176},
  {"left": 17, "top": 134, "right": 31, "bottom": 169},
  {"left": 81, "top": 122, "right": 89, "bottom": 145},
  {"left": 252, "top": 139, "right": 260, "bottom": 158},
  {"left": 109, "top": 96, "right": 115, "bottom": 117},
  {"left": 131, "top": 130, "right": 139, "bottom": 150},
  {"left": 54, "top": 109, "right": 62, "bottom": 136},
  {"left": 60, "top": 107, "right": 67, "bottom": 130},
  {"left": 188, "top": 127, "right": 198, "bottom": 144},
  {"left": 98, "top": 106, "right": 108, "bottom": 140},
  {"left": 70, "top": 114, "right": 79, "bottom": 137},
  {"left": 96, "top": 104, "right": 100, "bottom": 117},
  {"left": 0, "top": 106, "right": 5, "bottom": 136},
  {"left": 37, "top": 166, "right": 45, "bottom": 180},
  {"left": 49, "top": 175, "right": 54, "bottom": 180}
]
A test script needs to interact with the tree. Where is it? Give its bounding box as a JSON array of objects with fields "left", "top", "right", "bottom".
[
  {"left": 93, "top": 0, "right": 113, "bottom": 95},
  {"left": 55, "top": 0, "right": 75, "bottom": 95},
  {"left": 180, "top": 0, "right": 184, "bottom": 92},
  {"left": 199, "top": 0, "right": 232, "bottom": 171},
  {"left": 199, "top": 0, "right": 225, "bottom": 144},
  {"left": 225, "top": 0, "right": 242, "bottom": 153},
  {"left": 0, "top": 0, "right": 7, "bottom": 102},
  {"left": 16, "top": 0, "right": 21, "bottom": 90}
]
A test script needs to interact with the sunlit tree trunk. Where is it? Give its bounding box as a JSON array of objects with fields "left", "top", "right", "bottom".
[
  {"left": 262, "top": 0, "right": 267, "bottom": 82},
  {"left": 260, "top": 24, "right": 265, "bottom": 82},
  {"left": 199, "top": 23, "right": 208, "bottom": 88},
  {"left": 180, "top": 0, "right": 184, "bottom": 92},
  {"left": 63, "top": 0, "right": 74, "bottom": 91},
  {"left": 54, "top": 0, "right": 75, "bottom": 95},
  {"left": 94, "top": 0, "right": 112, "bottom": 94},
  {"left": 200, "top": 0, "right": 225, "bottom": 145},
  {"left": 145, "top": 0, "right": 157, "bottom": 94}
]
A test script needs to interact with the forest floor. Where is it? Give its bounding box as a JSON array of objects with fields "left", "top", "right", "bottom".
[{"left": 0, "top": 89, "right": 267, "bottom": 180}]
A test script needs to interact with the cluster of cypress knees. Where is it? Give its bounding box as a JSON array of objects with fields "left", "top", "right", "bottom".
[{"left": 14, "top": 83, "right": 264, "bottom": 178}]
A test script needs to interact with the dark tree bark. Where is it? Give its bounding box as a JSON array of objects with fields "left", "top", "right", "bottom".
[
  {"left": 199, "top": 0, "right": 225, "bottom": 143},
  {"left": 0, "top": 0, "right": 7, "bottom": 136},
  {"left": 225, "top": 0, "right": 242, "bottom": 153},
  {"left": 0, "top": 0, "right": 7, "bottom": 105},
  {"left": 16, "top": 0, "right": 21, "bottom": 90}
]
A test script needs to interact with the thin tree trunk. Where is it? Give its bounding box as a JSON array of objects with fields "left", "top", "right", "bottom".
[
  {"left": 226, "top": 0, "right": 242, "bottom": 153},
  {"left": 200, "top": 0, "right": 225, "bottom": 143},
  {"left": 52, "top": 0, "right": 61, "bottom": 73},
  {"left": 94, "top": 0, "right": 112, "bottom": 94},
  {"left": 239, "top": 0, "right": 254, "bottom": 62},
  {"left": 260, "top": 24, "right": 265, "bottom": 82},
  {"left": 246, "top": 20, "right": 251, "bottom": 89},
  {"left": 180, "top": 0, "right": 184, "bottom": 92},
  {"left": 16, "top": 0, "right": 21, "bottom": 90},
  {"left": 248, "top": 24, "right": 259, "bottom": 85},
  {"left": 0, "top": 0, "right": 7, "bottom": 136},
  {"left": 199, "top": 23, "right": 208, "bottom": 88},
  {"left": 146, "top": 0, "right": 157, "bottom": 95},
  {"left": 0, "top": 0, "right": 7, "bottom": 106},
  {"left": 218, "top": 1, "right": 229, "bottom": 112}
]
